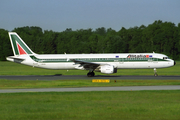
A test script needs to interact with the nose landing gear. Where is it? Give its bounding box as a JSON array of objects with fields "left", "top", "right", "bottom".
[{"left": 154, "top": 68, "right": 158, "bottom": 76}]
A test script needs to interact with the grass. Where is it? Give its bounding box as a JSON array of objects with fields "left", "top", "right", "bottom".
[
  {"left": 0, "top": 62, "right": 180, "bottom": 120},
  {"left": 0, "top": 91, "right": 180, "bottom": 120},
  {"left": 0, "top": 61, "right": 180, "bottom": 76},
  {"left": 0, "top": 79, "right": 180, "bottom": 89}
]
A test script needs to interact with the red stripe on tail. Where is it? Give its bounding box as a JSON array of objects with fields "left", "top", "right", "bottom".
[{"left": 17, "top": 43, "right": 27, "bottom": 55}]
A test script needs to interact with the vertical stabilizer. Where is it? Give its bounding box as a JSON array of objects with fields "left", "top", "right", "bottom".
[{"left": 8, "top": 32, "right": 35, "bottom": 56}]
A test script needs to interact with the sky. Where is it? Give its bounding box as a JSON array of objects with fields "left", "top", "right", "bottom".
[{"left": 0, "top": 0, "right": 180, "bottom": 32}]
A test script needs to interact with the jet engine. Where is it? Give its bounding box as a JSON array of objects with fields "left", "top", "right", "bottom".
[{"left": 100, "top": 65, "right": 117, "bottom": 74}]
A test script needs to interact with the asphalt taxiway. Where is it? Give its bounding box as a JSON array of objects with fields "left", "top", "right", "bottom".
[
  {"left": 0, "top": 75, "right": 180, "bottom": 80},
  {"left": 0, "top": 85, "right": 180, "bottom": 93}
]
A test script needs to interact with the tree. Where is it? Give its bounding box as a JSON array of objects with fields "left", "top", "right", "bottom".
[
  {"left": 1, "top": 20, "right": 180, "bottom": 61},
  {"left": 0, "top": 29, "right": 12, "bottom": 60},
  {"left": 117, "top": 27, "right": 129, "bottom": 53},
  {"left": 43, "top": 30, "right": 58, "bottom": 54},
  {"left": 94, "top": 27, "right": 106, "bottom": 36},
  {"left": 13, "top": 26, "right": 43, "bottom": 53}
]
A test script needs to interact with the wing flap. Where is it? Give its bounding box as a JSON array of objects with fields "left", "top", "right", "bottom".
[{"left": 71, "top": 59, "right": 100, "bottom": 70}]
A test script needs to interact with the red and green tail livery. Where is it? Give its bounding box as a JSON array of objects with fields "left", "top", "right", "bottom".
[{"left": 8, "top": 32, "right": 34, "bottom": 55}]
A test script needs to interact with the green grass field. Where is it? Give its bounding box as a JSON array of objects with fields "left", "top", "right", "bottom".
[
  {"left": 0, "top": 91, "right": 180, "bottom": 120},
  {"left": 0, "top": 61, "right": 180, "bottom": 120}
]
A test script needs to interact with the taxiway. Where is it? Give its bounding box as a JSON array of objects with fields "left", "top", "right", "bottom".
[{"left": 0, "top": 75, "right": 180, "bottom": 80}]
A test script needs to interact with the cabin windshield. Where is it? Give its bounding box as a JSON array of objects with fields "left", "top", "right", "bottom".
[{"left": 163, "top": 57, "right": 169, "bottom": 59}]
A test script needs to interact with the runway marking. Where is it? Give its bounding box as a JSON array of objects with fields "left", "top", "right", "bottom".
[{"left": 92, "top": 79, "right": 110, "bottom": 83}]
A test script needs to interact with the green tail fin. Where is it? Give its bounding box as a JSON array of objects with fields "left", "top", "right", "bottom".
[{"left": 8, "top": 32, "right": 35, "bottom": 56}]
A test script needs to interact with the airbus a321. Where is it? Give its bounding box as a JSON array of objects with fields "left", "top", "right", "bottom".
[{"left": 6, "top": 32, "right": 176, "bottom": 77}]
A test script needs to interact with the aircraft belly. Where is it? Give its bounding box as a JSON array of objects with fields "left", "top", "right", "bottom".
[
  {"left": 64, "top": 63, "right": 76, "bottom": 69},
  {"left": 117, "top": 61, "right": 174, "bottom": 69},
  {"left": 36, "top": 62, "right": 75, "bottom": 70},
  {"left": 118, "top": 62, "right": 147, "bottom": 69}
]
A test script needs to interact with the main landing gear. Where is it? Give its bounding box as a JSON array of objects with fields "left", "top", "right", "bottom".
[
  {"left": 87, "top": 71, "right": 95, "bottom": 77},
  {"left": 154, "top": 68, "right": 158, "bottom": 76}
]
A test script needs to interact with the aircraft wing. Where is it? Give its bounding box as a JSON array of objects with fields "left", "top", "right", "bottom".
[{"left": 70, "top": 59, "right": 100, "bottom": 70}]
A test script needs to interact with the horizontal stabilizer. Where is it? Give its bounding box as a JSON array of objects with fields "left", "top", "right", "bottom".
[{"left": 6, "top": 56, "right": 25, "bottom": 63}]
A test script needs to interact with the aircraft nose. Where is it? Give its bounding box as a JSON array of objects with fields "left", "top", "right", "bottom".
[{"left": 174, "top": 61, "right": 176, "bottom": 66}]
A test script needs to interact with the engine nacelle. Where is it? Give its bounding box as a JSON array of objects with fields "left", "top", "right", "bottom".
[{"left": 100, "top": 65, "right": 117, "bottom": 74}]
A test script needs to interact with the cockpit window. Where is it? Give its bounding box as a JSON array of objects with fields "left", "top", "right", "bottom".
[{"left": 163, "top": 57, "right": 168, "bottom": 59}]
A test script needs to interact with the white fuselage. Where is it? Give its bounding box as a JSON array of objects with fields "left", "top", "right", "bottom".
[{"left": 7, "top": 53, "right": 175, "bottom": 70}]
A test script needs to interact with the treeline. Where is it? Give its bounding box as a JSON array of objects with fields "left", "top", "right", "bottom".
[{"left": 0, "top": 20, "right": 180, "bottom": 61}]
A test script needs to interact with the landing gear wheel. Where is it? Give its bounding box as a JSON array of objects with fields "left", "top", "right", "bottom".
[
  {"left": 153, "top": 68, "right": 158, "bottom": 77},
  {"left": 87, "top": 71, "right": 95, "bottom": 77},
  {"left": 154, "top": 73, "right": 158, "bottom": 76}
]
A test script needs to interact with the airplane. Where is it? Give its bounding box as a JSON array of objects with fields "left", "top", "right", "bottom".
[{"left": 6, "top": 32, "right": 176, "bottom": 77}]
